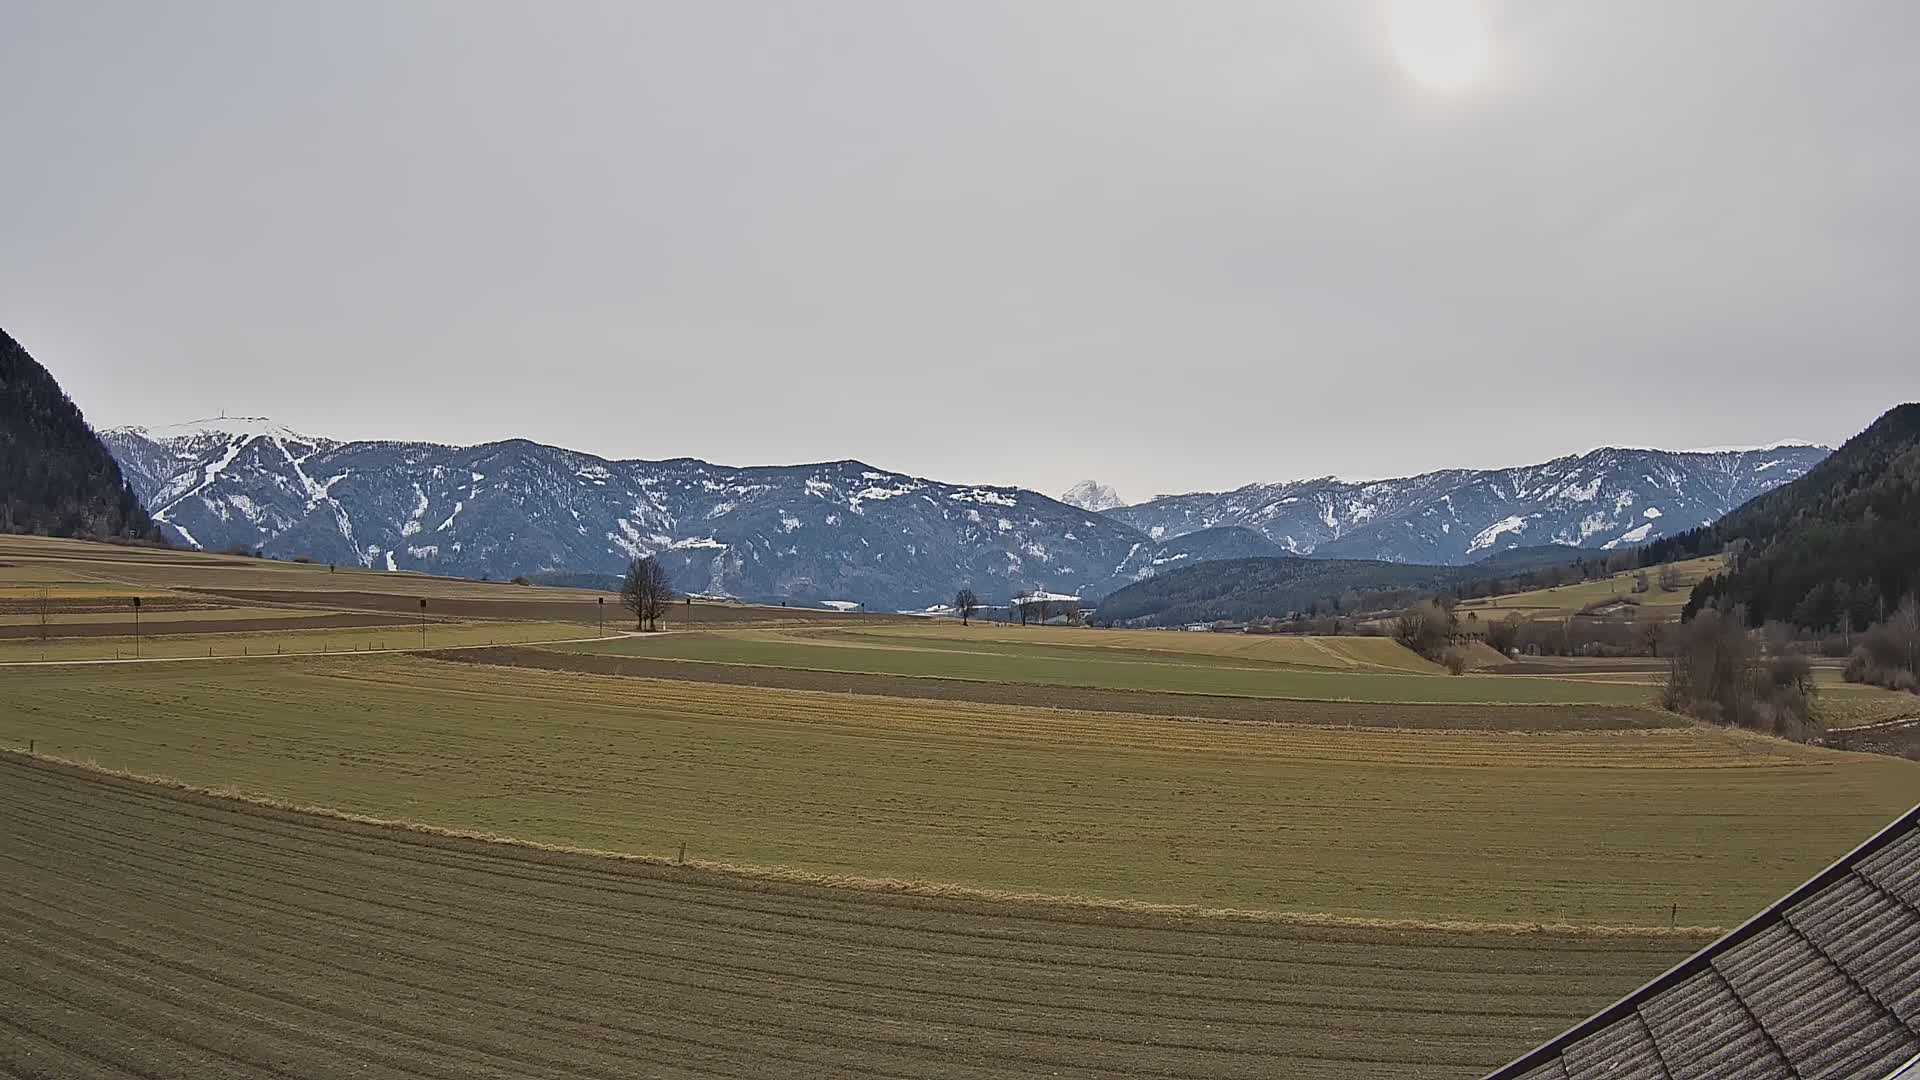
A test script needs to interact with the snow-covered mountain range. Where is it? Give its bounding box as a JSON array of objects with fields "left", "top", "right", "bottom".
[
  {"left": 102, "top": 420, "right": 1827, "bottom": 609},
  {"left": 104, "top": 419, "right": 1171, "bottom": 609},
  {"left": 1106, "top": 443, "right": 1830, "bottom": 565}
]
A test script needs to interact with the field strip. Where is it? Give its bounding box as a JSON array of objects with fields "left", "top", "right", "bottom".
[
  {"left": 0, "top": 753, "right": 1706, "bottom": 1079},
  {"left": 7, "top": 655, "right": 1906, "bottom": 927},
  {"left": 0, "top": 629, "right": 635, "bottom": 668},
  {"left": 543, "top": 639, "right": 1655, "bottom": 706},
  {"left": 440, "top": 646, "right": 1681, "bottom": 731},
  {"left": 0, "top": 751, "right": 1723, "bottom": 937}
]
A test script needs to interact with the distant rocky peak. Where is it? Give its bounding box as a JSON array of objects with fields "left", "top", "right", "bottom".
[{"left": 1061, "top": 479, "right": 1124, "bottom": 513}]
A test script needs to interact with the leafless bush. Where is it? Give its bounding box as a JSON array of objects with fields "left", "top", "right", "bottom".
[{"left": 1661, "top": 608, "right": 1818, "bottom": 739}]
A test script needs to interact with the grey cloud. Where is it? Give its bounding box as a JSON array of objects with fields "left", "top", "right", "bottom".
[{"left": 2, "top": 1, "right": 1913, "bottom": 499}]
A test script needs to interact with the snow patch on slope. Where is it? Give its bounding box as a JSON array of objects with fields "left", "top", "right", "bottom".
[{"left": 1468, "top": 515, "right": 1529, "bottom": 553}]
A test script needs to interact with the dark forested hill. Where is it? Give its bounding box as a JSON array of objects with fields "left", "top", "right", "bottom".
[
  {"left": 1655, "top": 404, "right": 1920, "bottom": 628},
  {"left": 1094, "top": 556, "right": 1470, "bottom": 626},
  {"left": 0, "top": 329, "right": 155, "bottom": 540}
]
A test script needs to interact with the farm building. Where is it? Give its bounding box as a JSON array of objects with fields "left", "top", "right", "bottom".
[
  {"left": 1009, "top": 590, "right": 1080, "bottom": 625},
  {"left": 1488, "top": 804, "right": 1920, "bottom": 1079}
]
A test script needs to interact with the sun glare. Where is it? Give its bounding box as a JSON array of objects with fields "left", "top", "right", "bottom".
[{"left": 1385, "top": 0, "right": 1491, "bottom": 92}]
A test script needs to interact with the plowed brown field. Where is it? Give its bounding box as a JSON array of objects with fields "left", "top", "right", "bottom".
[{"left": 0, "top": 755, "right": 1702, "bottom": 1080}]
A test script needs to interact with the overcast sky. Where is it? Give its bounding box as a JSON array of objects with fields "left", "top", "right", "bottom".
[{"left": 3, "top": 2, "right": 1914, "bottom": 499}]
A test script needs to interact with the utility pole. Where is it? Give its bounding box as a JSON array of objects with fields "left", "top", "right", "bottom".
[
  {"left": 419, "top": 598, "right": 428, "bottom": 648},
  {"left": 132, "top": 596, "right": 141, "bottom": 658}
]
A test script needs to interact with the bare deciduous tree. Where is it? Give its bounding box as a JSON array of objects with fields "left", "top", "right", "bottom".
[
  {"left": 1484, "top": 612, "right": 1523, "bottom": 656},
  {"left": 620, "top": 556, "right": 675, "bottom": 632},
  {"left": 34, "top": 586, "right": 52, "bottom": 642},
  {"left": 1392, "top": 599, "right": 1453, "bottom": 660},
  {"left": 1657, "top": 563, "right": 1682, "bottom": 592},
  {"left": 953, "top": 588, "right": 979, "bottom": 627},
  {"left": 1633, "top": 608, "right": 1664, "bottom": 657}
]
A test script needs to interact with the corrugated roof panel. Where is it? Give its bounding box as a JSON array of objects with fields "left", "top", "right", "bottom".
[
  {"left": 1559, "top": 1012, "right": 1668, "bottom": 1079},
  {"left": 1639, "top": 969, "right": 1792, "bottom": 1079},
  {"left": 1789, "top": 876, "right": 1920, "bottom": 1029},
  {"left": 1713, "top": 921, "right": 1917, "bottom": 1078}
]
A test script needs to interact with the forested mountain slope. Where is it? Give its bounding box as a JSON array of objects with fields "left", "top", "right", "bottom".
[
  {"left": 0, "top": 329, "right": 155, "bottom": 540},
  {"left": 1659, "top": 404, "right": 1920, "bottom": 627}
]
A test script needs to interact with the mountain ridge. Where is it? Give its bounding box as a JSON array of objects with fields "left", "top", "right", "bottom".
[
  {"left": 1103, "top": 443, "right": 1829, "bottom": 565},
  {"left": 101, "top": 417, "right": 1827, "bottom": 610}
]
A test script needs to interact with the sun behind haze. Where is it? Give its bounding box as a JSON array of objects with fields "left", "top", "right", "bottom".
[{"left": 1385, "top": 0, "right": 1492, "bottom": 91}]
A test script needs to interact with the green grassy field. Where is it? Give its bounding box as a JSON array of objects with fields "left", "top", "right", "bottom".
[
  {"left": 553, "top": 627, "right": 1661, "bottom": 705},
  {"left": 6, "top": 655, "right": 1913, "bottom": 927},
  {"left": 1455, "top": 555, "right": 1725, "bottom": 621}
]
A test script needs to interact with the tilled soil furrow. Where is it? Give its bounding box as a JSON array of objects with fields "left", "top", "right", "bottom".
[
  {"left": 0, "top": 755, "right": 1682, "bottom": 1079},
  {"left": 0, "top": 901, "right": 762, "bottom": 1080},
  {"left": 0, "top": 762, "right": 1670, "bottom": 971},
  {"left": 0, "top": 840, "right": 986, "bottom": 1080},
  {"left": 0, "top": 1006, "right": 155, "bottom": 1080},
  {"left": 4, "top": 825, "right": 1351, "bottom": 1080},
  {"left": 2, "top": 827, "right": 1520, "bottom": 1072},
  {"left": 0, "top": 774, "right": 1651, "bottom": 1012}
]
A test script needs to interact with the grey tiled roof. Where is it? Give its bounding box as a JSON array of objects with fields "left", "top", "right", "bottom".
[{"left": 1490, "top": 806, "right": 1920, "bottom": 1080}]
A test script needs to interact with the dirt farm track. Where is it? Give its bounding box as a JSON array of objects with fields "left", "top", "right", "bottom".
[{"left": 0, "top": 754, "right": 1700, "bottom": 1080}]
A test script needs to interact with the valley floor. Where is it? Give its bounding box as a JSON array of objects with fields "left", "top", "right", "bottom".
[
  {"left": 3, "top": 535, "right": 1915, "bottom": 1078},
  {"left": 0, "top": 755, "right": 1704, "bottom": 1080}
]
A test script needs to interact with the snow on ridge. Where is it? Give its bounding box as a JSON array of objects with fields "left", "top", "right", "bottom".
[
  {"left": 948, "top": 487, "right": 1018, "bottom": 507},
  {"left": 120, "top": 416, "right": 327, "bottom": 447},
  {"left": 1468, "top": 514, "right": 1528, "bottom": 553},
  {"left": 1684, "top": 438, "right": 1825, "bottom": 454}
]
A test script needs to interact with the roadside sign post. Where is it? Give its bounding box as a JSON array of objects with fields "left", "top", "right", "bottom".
[
  {"left": 598, "top": 596, "right": 605, "bottom": 637},
  {"left": 132, "top": 596, "right": 141, "bottom": 658},
  {"left": 419, "top": 598, "right": 428, "bottom": 648}
]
